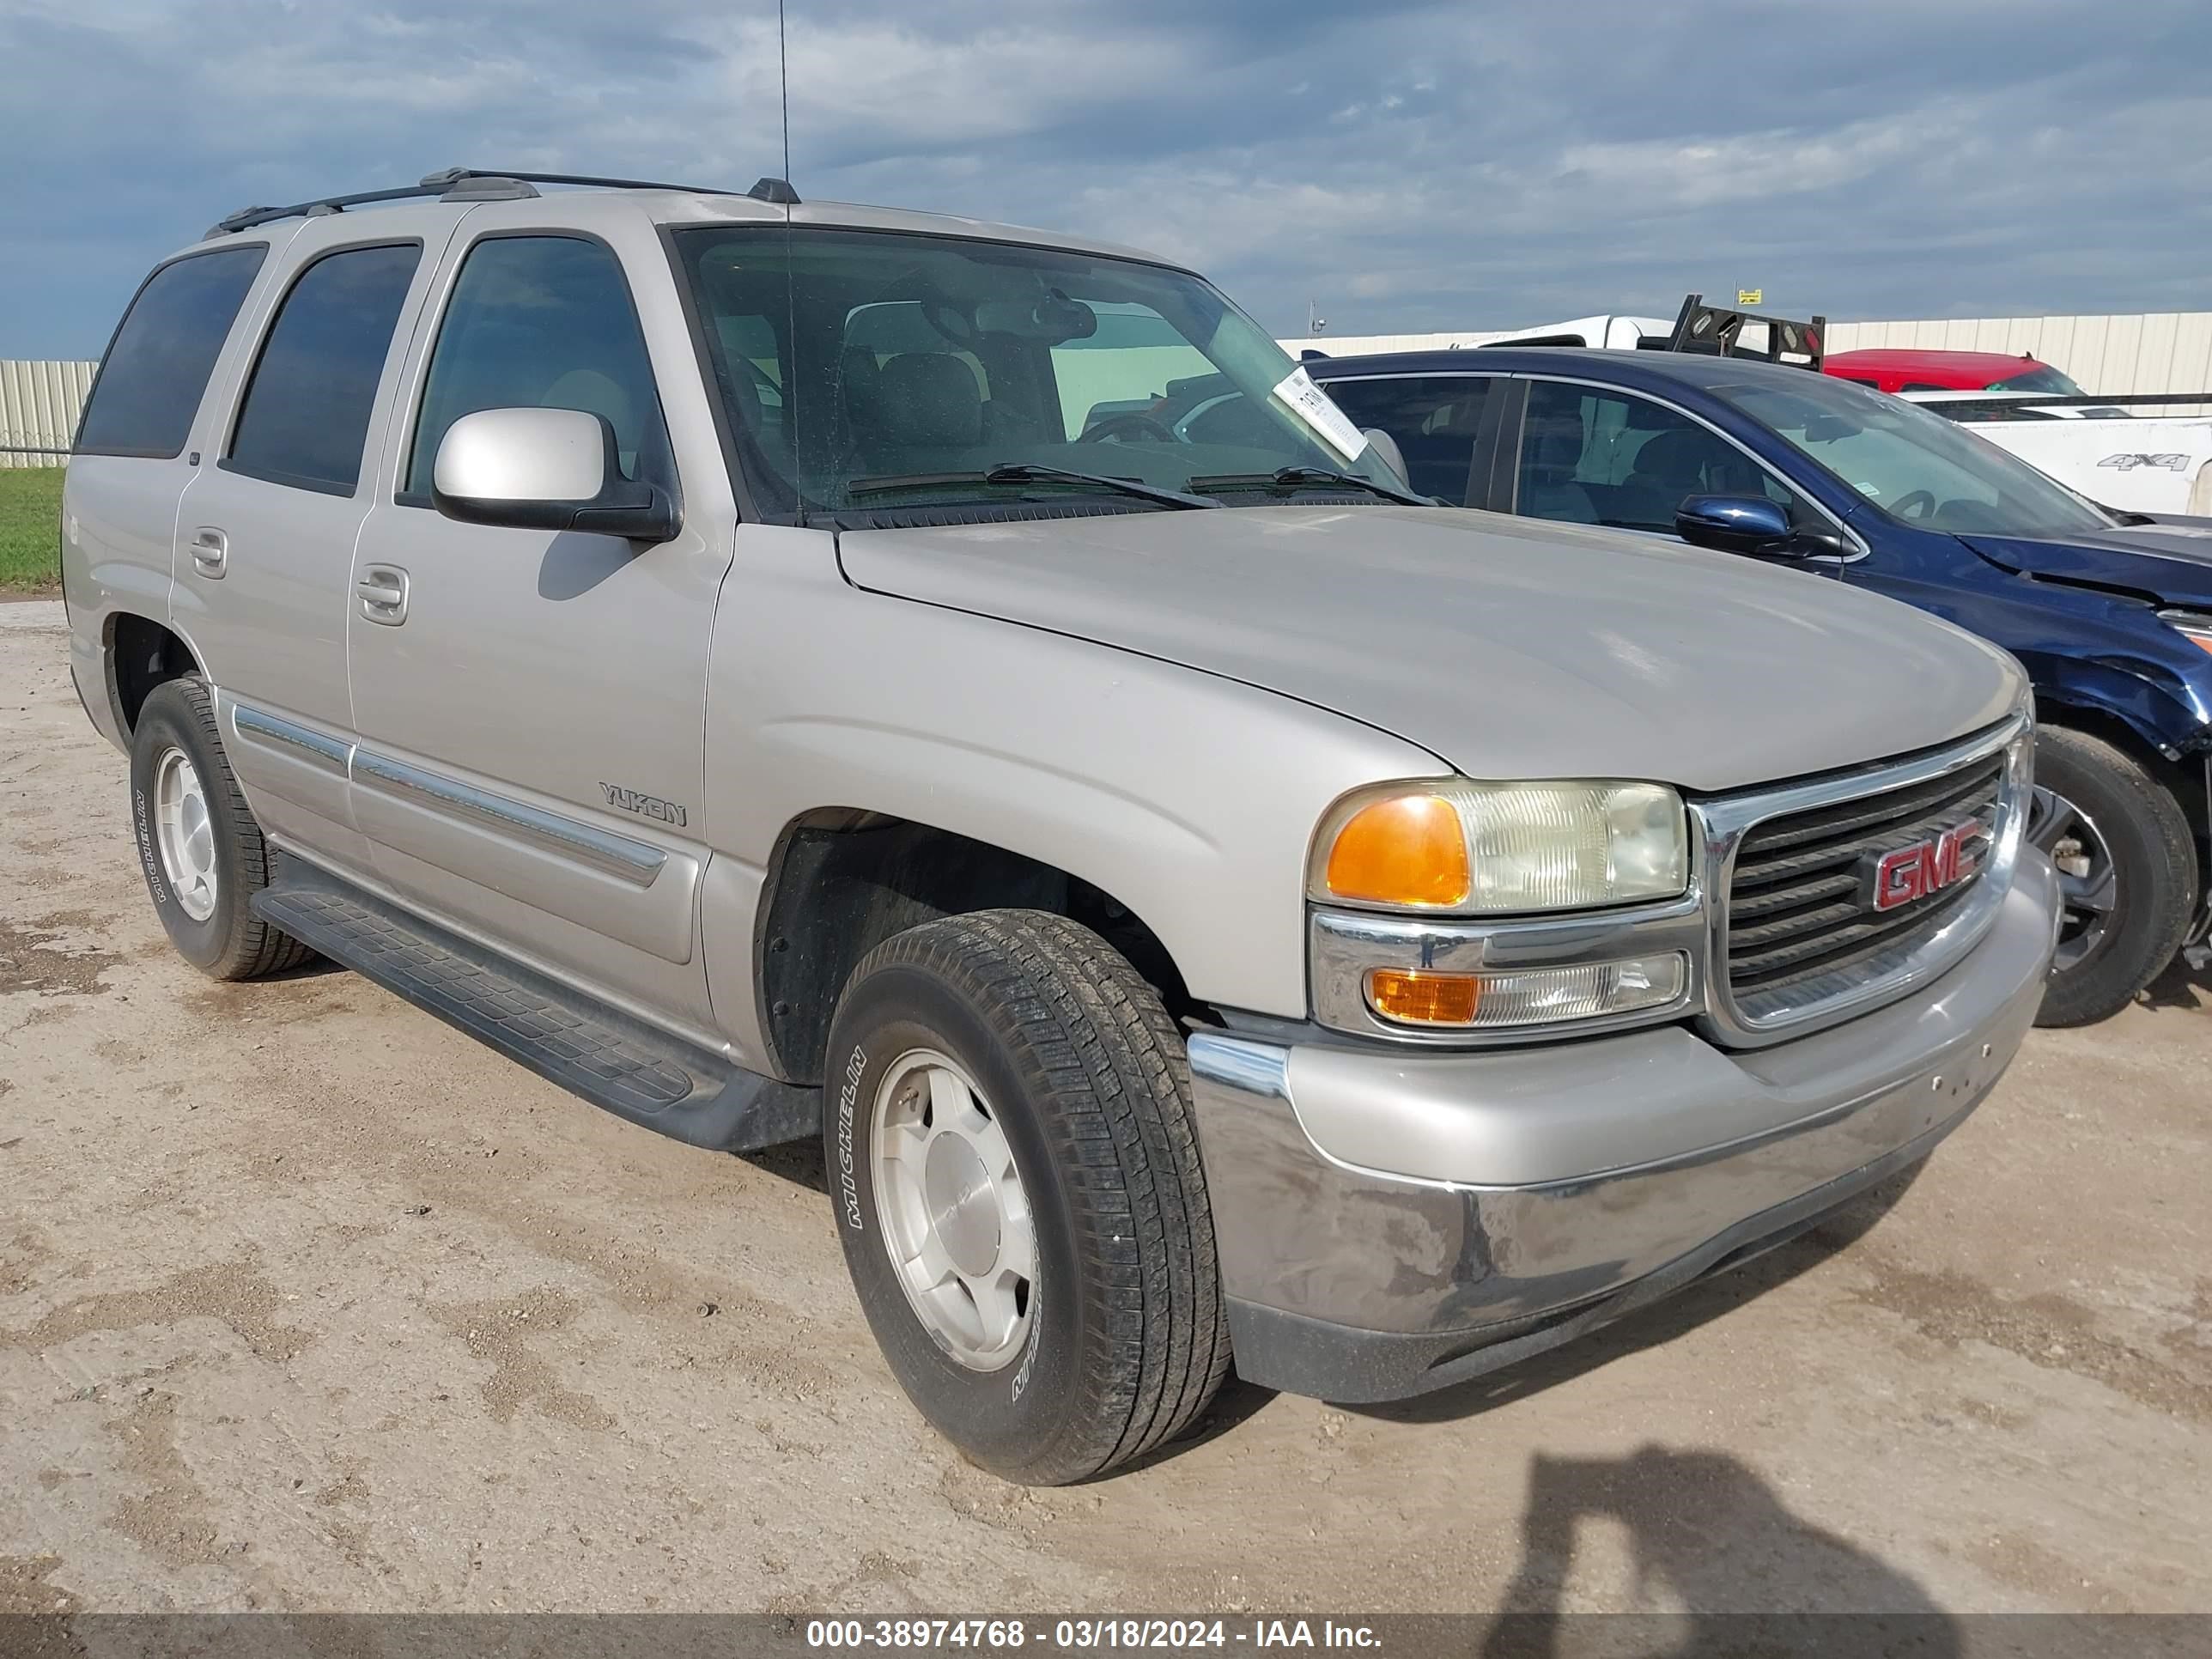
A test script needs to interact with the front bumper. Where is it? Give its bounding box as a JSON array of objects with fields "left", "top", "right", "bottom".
[{"left": 1188, "top": 848, "right": 2061, "bottom": 1402}]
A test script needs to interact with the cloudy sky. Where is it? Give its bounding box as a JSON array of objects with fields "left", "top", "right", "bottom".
[{"left": 3, "top": 0, "right": 2208, "bottom": 359}]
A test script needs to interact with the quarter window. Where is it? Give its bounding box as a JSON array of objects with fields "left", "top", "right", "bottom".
[
  {"left": 76, "top": 246, "right": 267, "bottom": 459},
  {"left": 1515, "top": 381, "right": 1801, "bottom": 534},
  {"left": 405, "top": 235, "right": 670, "bottom": 501},
  {"left": 1318, "top": 376, "right": 1492, "bottom": 504},
  {"left": 226, "top": 243, "right": 421, "bottom": 494}
]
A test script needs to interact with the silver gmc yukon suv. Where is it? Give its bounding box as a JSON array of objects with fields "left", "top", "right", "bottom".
[{"left": 61, "top": 168, "right": 2062, "bottom": 1483}]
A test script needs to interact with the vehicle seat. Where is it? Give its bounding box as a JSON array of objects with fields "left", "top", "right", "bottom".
[
  {"left": 1517, "top": 411, "right": 1598, "bottom": 523},
  {"left": 1621, "top": 427, "right": 1731, "bottom": 529},
  {"left": 848, "top": 352, "right": 985, "bottom": 473},
  {"left": 716, "top": 349, "right": 789, "bottom": 485},
  {"left": 1387, "top": 398, "right": 1483, "bottom": 503},
  {"left": 834, "top": 347, "right": 881, "bottom": 447}
]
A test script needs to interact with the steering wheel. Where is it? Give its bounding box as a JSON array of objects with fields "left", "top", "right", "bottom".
[
  {"left": 1079, "top": 410, "right": 1180, "bottom": 445},
  {"left": 1889, "top": 489, "right": 1937, "bottom": 521}
]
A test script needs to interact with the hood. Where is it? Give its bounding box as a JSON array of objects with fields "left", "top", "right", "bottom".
[
  {"left": 1965, "top": 522, "right": 2212, "bottom": 607},
  {"left": 837, "top": 506, "right": 2024, "bottom": 793}
]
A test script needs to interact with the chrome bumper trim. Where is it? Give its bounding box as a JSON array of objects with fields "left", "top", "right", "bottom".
[{"left": 1188, "top": 848, "right": 2056, "bottom": 1398}]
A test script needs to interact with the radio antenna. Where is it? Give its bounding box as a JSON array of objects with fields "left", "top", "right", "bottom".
[
  {"left": 778, "top": 0, "right": 806, "bottom": 526},
  {"left": 778, "top": 0, "right": 792, "bottom": 185}
]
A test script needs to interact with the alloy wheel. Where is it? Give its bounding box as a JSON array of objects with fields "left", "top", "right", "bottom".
[
  {"left": 2027, "top": 785, "right": 2116, "bottom": 973},
  {"left": 153, "top": 746, "right": 219, "bottom": 923},
  {"left": 869, "top": 1048, "right": 1038, "bottom": 1370}
]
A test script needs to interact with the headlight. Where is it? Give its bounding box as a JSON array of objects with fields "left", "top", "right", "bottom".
[
  {"left": 2159, "top": 609, "right": 2212, "bottom": 657},
  {"left": 1311, "top": 779, "right": 1689, "bottom": 914}
]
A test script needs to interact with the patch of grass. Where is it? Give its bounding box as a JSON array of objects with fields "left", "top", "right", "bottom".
[{"left": 0, "top": 468, "right": 66, "bottom": 592}]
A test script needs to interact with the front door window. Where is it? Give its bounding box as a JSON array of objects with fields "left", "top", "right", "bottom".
[{"left": 1515, "top": 380, "right": 1802, "bottom": 534}]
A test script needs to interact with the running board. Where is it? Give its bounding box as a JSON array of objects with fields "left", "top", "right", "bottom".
[{"left": 252, "top": 861, "right": 819, "bottom": 1152}]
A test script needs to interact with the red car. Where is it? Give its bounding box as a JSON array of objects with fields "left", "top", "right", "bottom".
[{"left": 1823, "top": 347, "right": 2085, "bottom": 395}]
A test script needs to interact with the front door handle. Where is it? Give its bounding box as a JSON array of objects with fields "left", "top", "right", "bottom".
[
  {"left": 190, "top": 527, "right": 228, "bottom": 579},
  {"left": 357, "top": 564, "right": 410, "bottom": 625}
]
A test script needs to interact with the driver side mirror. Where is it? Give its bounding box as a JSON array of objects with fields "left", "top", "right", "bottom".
[
  {"left": 1676, "top": 495, "right": 1810, "bottom": 557},
  {"left": 433, "top": 407, "right": 679, "bottom": 544}
]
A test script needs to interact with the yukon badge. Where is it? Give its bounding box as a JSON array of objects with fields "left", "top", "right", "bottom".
[{"left": 599, "top": 782, "right": 688, "bottom": 828}]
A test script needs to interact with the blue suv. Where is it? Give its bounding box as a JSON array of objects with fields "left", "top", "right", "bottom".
[{"left": 1307, "top": 343, "right": 2212, "bottom": 1024}]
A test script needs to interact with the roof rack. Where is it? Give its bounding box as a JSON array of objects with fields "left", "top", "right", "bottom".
[
  {"left": 1660, "top": 293, "right": 1826, "bottom": 371},
  {"left": 207, "top": 167, "right": 801, "bottom": 239}
]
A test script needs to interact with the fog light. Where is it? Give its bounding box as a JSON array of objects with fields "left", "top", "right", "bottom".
[{"left": 1364, "top": 953, "right": 1688, "bottom": 1030}]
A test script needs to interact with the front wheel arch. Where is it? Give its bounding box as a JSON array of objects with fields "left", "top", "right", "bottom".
[{"left": 754, "top": 811, "right": 1197, "bottom": 1086}]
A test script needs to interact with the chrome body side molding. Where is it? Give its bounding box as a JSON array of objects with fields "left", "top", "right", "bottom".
[{"left": 350, "top": 749, "right": 669, "bottom": 887}]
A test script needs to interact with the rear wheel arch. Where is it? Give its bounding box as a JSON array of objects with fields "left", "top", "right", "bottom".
[
  {"left": 105, "top": 611, "right": 203, "bottom": 739},
  {"left": 755, "top": 809, "right": 1198, "bottom": 1087}
]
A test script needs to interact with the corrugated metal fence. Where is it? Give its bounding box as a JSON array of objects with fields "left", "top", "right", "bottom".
[
  {"left": 1825, "top": 313, "right": 2212, "bottom": 398},
  {"left": 1285, "top": 311, "right": 2212, "bottom": 404},
  {"left": 1, "top": 359, "right": 95, "bottom": 467}
]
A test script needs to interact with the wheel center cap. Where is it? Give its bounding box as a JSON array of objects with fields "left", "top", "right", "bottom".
[{"left": 923, "top": 1132, "right": 999, "bottom": 1278}]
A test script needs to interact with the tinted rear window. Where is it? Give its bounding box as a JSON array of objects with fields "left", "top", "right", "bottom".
[
  {"left": 76, "top": 246, "right": 267, "bottom": 459},
  {"left": 226, "top": 242, "right": 421, "bottom": 495}
]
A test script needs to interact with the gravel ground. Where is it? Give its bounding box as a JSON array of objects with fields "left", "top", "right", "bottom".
[{"left": 2, "top": 599, "right": 2208, "bottom": 1619}]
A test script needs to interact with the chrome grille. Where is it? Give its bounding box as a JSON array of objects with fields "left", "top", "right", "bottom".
[{"left": 1725, "top": 752, "right": 2006, "bottom": 1000}]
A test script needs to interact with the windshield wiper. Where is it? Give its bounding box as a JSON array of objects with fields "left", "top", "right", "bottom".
[
  {"left": 1188, "top": 465, "right": 1440, "bottom": 507},
  {"left": 846, "top": 463, "right": 1218, "bottom": 511}
]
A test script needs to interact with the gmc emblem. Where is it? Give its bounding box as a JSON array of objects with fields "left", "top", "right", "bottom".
[{"left": 1865, "top": 819, "right": 1988, "bottom": 913}]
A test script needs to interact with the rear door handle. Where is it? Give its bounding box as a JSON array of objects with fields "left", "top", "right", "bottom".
[
  {"left": 190, "top": 527, "right": 228, "bottom": 579},
  {"left": 357, "top": 563, "right": 410, "bottom": 625}
]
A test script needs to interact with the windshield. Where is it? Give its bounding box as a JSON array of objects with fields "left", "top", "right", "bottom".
[
  {"left": 1990, "top": 365, "right": 2084, "bottom": 395},
  {"left": 1710, "top": 371, "right": 2117, "bottom": 537},
  {"left": 669, "top": 226, "right": 1403, "bottom": 518}
]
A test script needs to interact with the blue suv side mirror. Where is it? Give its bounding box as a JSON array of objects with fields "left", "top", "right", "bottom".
[{"left": 1675, "top": 495, "right": 1797, "bottom": 556}]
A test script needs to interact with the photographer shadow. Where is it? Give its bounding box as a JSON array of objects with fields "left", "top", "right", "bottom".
[{"left": 1477, "top": 1443, "right": 1960, "bottom": 1656}]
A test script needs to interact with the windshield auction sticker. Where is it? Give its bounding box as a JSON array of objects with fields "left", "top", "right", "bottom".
[{"left": 1272, "top": 366, "right": 1370, "bottom": 461}]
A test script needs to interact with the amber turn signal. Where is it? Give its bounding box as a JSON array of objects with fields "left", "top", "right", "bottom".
[
  {"left": 1366, "top": 968, "right": 1482, "bottom": 1025},
  {"left": 1323, "top": 795, "right": 1471, "bottom": 908}
]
